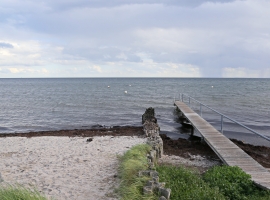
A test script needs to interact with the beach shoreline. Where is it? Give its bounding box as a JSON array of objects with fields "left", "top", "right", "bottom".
[
  {"left": 1, "top": 126, "right": 270, "bottom": 167},
  {"left": 1, "top": 126, "right": 270, "bottom": 199}
]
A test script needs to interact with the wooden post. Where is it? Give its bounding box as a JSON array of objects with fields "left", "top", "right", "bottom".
[{"left": 191, "top": 126, "right": 194, "bottom": 136}]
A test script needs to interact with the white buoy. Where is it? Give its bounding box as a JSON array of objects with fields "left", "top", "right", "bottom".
[
  {"left": 108, "top": 86, "right": 110, "bottom": 88},
  {"left": 124, "top": 91, "right": 127, "bottom": 94},
  {"left": 211, "top": 86, "right": 214, "bottom": 88}
]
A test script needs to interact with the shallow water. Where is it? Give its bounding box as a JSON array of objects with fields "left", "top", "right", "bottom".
[{"left": 0, "top": 78, "right": 269, "bottom": 142}]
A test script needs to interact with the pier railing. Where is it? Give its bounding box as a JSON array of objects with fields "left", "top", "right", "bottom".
[{"left": 175, "top": 93, "right": 270, "bottom": 142}]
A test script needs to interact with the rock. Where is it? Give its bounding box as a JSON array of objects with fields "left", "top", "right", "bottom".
[
  {"left": 159, "top": 188, "right": 171, "bottom": 200},
  {"left": 152, "top": 176, "right": 159, "bottom": 182},
  {"left": 149, "top": 150, "right": 157, "bottom": 163},
  {"left": 143, "top": 121, "right": 160, "bottom": 138},
  {"left": 92, "top": 124, "right": 103, "bottom": 128},
  {"left": 159, "top": 196, "right": 167, "bottom": 200},
  {"left": 138, "top": 170, "right": 158, "bottom": 177},
  {"left": 86, "top": 138, "right": 93, "bottom": 142},
  {"left": 142, "top": 107, "right": 157, "bottom": 124},
  {"left": 142, "top": 107, "right": 170, "bottom": 199},
  {"left": 146, "top": 180, "right": 154, "bottom": 189},
  {"left": 147, "top": 136, "right": 163, "bottom": 158},
  {"left": 143, "top": 186, "right": 153, "bottom": 195}
]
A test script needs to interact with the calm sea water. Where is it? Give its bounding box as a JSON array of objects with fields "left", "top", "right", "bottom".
[{"left": 0, "top": 78, "right": 269, "bottom": 142}]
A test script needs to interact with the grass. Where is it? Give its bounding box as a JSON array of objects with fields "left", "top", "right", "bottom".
[
  {"left": 203, "top": 165, "right": 270, "bottom": 200},
  {"left": 156, "top": 164, "right": 270, "bottom": 200},
  {"left": 156, "top": 165, "right": 226, "bottom": 200},
  {"left": 118, "top": 143, "right": 157, "bottom": 200},
  {"left": 0, "top": 183, "right": 51, "bottom": 200}
]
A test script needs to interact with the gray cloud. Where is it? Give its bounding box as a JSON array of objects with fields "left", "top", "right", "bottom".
[
  {"left": 0, "top": 42, "right": 13, "bottom": 48},
  {"left": 0, "top": 0, "right": 269, "bottom": 77},
  {"left": 40, "top": 0, "right": 238, "bottom": 10}
]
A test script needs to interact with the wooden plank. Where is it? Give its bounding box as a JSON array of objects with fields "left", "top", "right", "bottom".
[
  {"left": 227, "top": 161, "right": 262, "bottom": 167},
  {"left": 214, "top": 149, "right": 248, "bottom": 157},
  {"left": 239, "top": 166, "right": 267, "bottom": 171},
  {"left": 205, "top": 139, "right": 234, "bottom": 144},
  {"left": 222, "top": 156, "right": 256, "bottom": 162}
]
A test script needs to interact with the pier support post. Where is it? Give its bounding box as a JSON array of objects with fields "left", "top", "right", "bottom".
[{"left": 191, "top": 126, "right": 194, "bottom": 136}]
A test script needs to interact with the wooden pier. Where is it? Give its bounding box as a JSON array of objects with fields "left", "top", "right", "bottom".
[{"left": 175, "top": 100, "right": 270, "bottom": 190}]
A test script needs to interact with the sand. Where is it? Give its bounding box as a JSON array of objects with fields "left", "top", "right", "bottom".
[{"left": 0, "top": 136, "right": 147, "bottom": 200}]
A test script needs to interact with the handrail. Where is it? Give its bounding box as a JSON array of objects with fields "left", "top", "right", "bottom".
[{"left": 177, "top": 93, "right": 270, "bottom": 142}]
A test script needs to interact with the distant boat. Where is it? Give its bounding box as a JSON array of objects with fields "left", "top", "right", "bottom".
[
  {"left": 108, "top": 86, "right": 110, "bottom": 88},
  {"left": 125, "top": 91, "right": 127, "bottom": 94}
]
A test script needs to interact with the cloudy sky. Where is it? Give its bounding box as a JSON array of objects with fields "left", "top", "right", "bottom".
[{"left": 0, "top": 0, "right": 269, "bottom": 78}]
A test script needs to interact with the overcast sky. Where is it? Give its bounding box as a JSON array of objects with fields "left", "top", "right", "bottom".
[{"left": 0, "top": 0, "right": 269, "bottom": 78}]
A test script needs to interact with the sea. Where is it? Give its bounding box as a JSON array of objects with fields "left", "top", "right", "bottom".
[{"left": 0, "top": 78, "right": 269, "bottom": 145}]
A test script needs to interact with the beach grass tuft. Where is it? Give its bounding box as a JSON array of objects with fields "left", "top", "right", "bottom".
[
  {"left": 118, "top": 144, "right": 157, "bottom": 200},
  {"left": 0, "top": 183, "right": 51, "bottom": 200}
]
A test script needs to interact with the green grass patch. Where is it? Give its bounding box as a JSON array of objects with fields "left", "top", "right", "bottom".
[
  {"left": 118, "top": 144, "right": 157, "bottom": 200},
  {"left": 157, "top": 164, "right": 270, "bottom": 200},
  {"left": 203, "top": 165, "right": 270, "bottom": 200},
  {"left": 156, "top": 165, "right": 226, "bottom": 200},
  {"left": 0, "top": 183, "right": 51, "bottom": 200}
]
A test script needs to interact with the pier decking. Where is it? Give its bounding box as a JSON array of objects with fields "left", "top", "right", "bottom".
[{"left": 175, "top": 100, "right": 270, "bottom": 190}]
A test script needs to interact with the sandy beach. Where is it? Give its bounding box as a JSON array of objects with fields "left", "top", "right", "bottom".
[
  {"left": 1, "top": 126, "right": 270, "bottom": 199},
  {"left": 0, "top": 135, "right": 147, "bottom": 200}
]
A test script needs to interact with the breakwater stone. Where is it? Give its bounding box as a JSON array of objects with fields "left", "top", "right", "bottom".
[
  {"left": 141, "top": 107, "right": 170, "bottom": 200},
  {"left": 142, "top": 107, "right": 157, "bottom": 124}
]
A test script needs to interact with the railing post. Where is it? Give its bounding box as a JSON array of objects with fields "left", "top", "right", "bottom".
[
  {"left": 189, "top": 97, "right": 190, "bottom": 106},
  {"left": 174, "top": 95, "right": 175, "bottom": 103},
  {"left": 181, "top": 94, "right": 184, "bottom": 102},
  {"left": 179, "top": 93, "right": 181, "bottom": 101},
  {"left": 200, "top": 103, "right": 202, "bottom": 116},
  {"left": 221, "top": 115, "right": 223, "bottom": 133}
]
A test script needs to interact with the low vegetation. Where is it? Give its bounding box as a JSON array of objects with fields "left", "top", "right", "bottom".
[
  {"left": 0, "top": 183, "right": 50, "bottom": 200},
  {"left": 203, "top": 165, "right": 270, "bottom": 200},
  {"left": 118, "top": 144, "right": 270, "bottom": 200},
  {"left": 157, "top": 165, "right": 270, "bottom": 200},
  {"left": 118, "top": 144, "right": 157, "bottom": 200},
  {"left": 156, "top": 165, "right": 225, "bottom": 200}
]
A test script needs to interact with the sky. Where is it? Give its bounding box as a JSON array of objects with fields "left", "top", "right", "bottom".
[{"left": 0, "top": 0, "right": 270, "bottom": 78}]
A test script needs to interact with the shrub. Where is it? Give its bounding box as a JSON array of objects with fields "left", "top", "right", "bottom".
[
  {"left": 156, "top": 165, "right": 226, "bottom": 200},
  {"left": 203, "top": 165, "right": 270, "bottom": 200}
]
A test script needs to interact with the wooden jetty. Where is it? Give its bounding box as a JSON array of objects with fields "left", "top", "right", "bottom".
[{"left": 175, "top": 100, "right": 270, "bottom": 190}]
